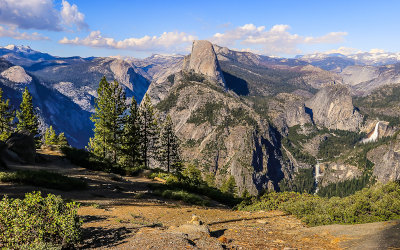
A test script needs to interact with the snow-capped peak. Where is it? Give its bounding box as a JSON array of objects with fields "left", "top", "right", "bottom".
[
  {"left": 3, "top": 44, "right": 34, "bottom": 54},
  {"left": 299, "top": 50, "right": 400, "bottom": 66}
]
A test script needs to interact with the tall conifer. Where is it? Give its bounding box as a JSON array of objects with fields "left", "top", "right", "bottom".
[
  {"left": 16, "top": 87, "right": 38, "bottom": 136},
  {"left": 0, "top": 88, "right": 14, "bottom": 141},
  {"left": 120, "top": 97, "right": 142, "bottom": 168},
  {"left": 89, "top": 76, "right": 112, "bottom": 158},
  {"left": 44, "top": 126, "right": 57, "bottom": 145},
  {"left": 89, "top": 77, "right": 126, "bottom": 163},
  {"left": 159, "top": 115, "right": 181, "bottom": 172},
  {"left": 108, "top": 80, "right": 126, "bottom": 163},
  {"left": 139, "top": 94, "right": 159, "bottom": 168},
  {"left": 57, "top": 132, "right": 69, "bottom": 146}
]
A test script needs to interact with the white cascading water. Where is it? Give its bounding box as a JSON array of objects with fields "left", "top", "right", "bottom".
[
  {"left": 361, "top": 121, "right": 380, "bottom": 144},
  {"left": 314, "top": 161, "right": 322, "bottom": 193}
]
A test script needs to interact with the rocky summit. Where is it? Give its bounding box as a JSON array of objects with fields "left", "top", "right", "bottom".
[{"left": 183, "top": 40, "right": 226, "bottom": 87}]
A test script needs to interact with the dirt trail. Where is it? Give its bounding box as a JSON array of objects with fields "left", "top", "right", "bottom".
[{"left": 1, "top": 152, "right": 399, "bottom": 249}]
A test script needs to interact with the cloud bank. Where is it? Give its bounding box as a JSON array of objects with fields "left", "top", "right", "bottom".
[
  {"left": 0, "top": 26, "right": 48, "bottom": 40},
  {"left": 59, "top": 31, "right": 197, "bottom": 52},
  {"left": 61, "top": 0, "right": 88, "bottom": 31},
  {"left": 210, "top": 24, "right": 347, "bottom": 55},
  {"left": 0, "top": 0, "right": 88, "bottom": 40}
]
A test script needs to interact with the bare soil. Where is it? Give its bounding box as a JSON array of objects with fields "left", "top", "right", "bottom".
[{"left": 0, "top": 151, "right": 399, "bottom": 249}]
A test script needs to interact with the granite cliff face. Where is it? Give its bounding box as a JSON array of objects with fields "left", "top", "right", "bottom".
[
  {"left": 305, "top": 84, "right": 363, "bottom": 131},
  {"left": 341, "top": 64, "right": 400, "bottom": 96},
  {"left": 156, "top": 75, "right": 284, "bottom": 194},
  {"left": 0, "top": 66, "right": 32, "bottom": 84},
  {"left": 150, "top": 41, "right": 288, "bottom": 194},
  {"left": 0, "top": 58, "right": 93, "bottom": 148},
  {"left": 368, "top": 134, "right": 400, "bottom": 183},
  {"left": 183, "top": 40, "right": 226, "bottom": 87},
  {"left": 267, "top": 92, "right": 313, "bottom": 134}
]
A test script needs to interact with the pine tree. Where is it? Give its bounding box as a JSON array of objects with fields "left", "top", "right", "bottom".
[
  {"left": 119, "top": 97, "right": 142, "bottom": 169},
  {"left": 221, "top": 176, "right": 237, "bottom": 195},
  {"left": 108, "top": 80, "right": 126, "bottom": 163},
  {"left": 57, "top": 132, "right": 68, "bottom": 146},
  {"left": 44, "top": 126, "right": 57, "bottom": 145},
  {"left": 88, "top": 77, "right": 126, "bottom": 163},
  {"left": 16, "top": 87, "right": 39, "bottom": 136},
  {"left": 0, "top": 88, "right": 14, "bottom": 141},
  {"left": 159, "top": 115, "right": 181, "bottom": 172},
  {"left": 139, "top": 94, "right": 159, "bottom": 168},
  {"left": 89, "top": 77, "right": 112, "bottom": 159}
]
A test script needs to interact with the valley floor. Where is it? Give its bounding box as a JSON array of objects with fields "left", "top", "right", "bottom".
[{"left": 0, "top": 151, "right": 399, "bottom": 249}]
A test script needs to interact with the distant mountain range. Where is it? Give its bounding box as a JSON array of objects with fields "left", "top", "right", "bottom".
[
  {"left": 0, "top": 45, "right": 183, "bottom": 147},
  {"left": 297, "top": 51, "right": 400, "bottom": 72},
  {"left": 0, "top": 43, "right": 399, "bottom": 194}
]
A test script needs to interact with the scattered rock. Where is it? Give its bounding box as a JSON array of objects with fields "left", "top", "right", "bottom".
[
  {"left": 188, "top": 215, "right": 203, "bottom": 225},
  {"left": 170, "top": 224, "right": 210, "bottom": 236},
  {"left": 273, "top": 239, "right": 285, "bottom": 244},
  {"left": 218, "top": 236, "right": 228, "bottom": 244},
  {"left": 256, "top": 219, "right": 268, "bottom": 224}
]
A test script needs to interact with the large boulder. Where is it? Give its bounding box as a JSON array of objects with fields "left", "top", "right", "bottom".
[
  {"left": 0, "top": 141, "right": 8, "bottom": 168},
  {"left": 6, "top": 131, "right": 36, "bottom": 163}
]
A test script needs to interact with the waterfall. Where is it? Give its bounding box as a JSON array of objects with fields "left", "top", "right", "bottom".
[
  {"left": 361, "top": 121, "right": 380, "bottom": 144},
  {"left": 314, "top": 161, "right": 322, "bottom": 193}
]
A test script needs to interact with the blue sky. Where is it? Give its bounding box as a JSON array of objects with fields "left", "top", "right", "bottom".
[{"left": 0, "top": 0, "right": 399, "bottom": 58}]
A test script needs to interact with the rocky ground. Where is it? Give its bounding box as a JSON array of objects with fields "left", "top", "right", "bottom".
[{"left": 0, "top": 151, "right": 399, "bottom": 249}]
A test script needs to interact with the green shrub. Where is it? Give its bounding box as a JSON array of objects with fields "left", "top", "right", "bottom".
[
  {"left": 0, "top": 170, "right": 87, "bottom": 191},
  {"left": 156, "top": 92, "right": 178, "bottom": 112},
  {"left": 187, "top": 102, "right": 223, "bottom": 125},
  {"left": 238, "top": 182, "right": 400, "bottom": 226},
  {"left": 153, "top": 189, "right": 209, "bottom": 206},
  {"left": 182, "top": 71, "right": 206, "bottom": 83},
  {"left": 167, "top": 74, "right": 175, "bottom": 84},
  {"left": 220, "top": 176, "right": 237, "bottom": 195},
  {"left": 149, "top": 171, "right": 179, "bottom": 183},
  {"left": 148, "top": 165, "right": 241, "bottom": 207},
  {"left": 317, "top": 174, "right": 372, "bottom": 198},
  {"left": 0, "top": 191, "right": 82, "bottom": 249},
  {"left": 61, "top": 146, "right": 128, "bottom": 176},
  {"left": 317, "top": 130, "right": 365, "bottom": 160},
  {"left": 279, "top": 168, "right": 316, "bottom": 194}
]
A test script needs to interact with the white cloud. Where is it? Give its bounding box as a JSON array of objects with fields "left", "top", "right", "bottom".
[
  {"left": 0, "top": 0, "right": 88, "bottom": 34},
  {"left": 210, "top": 24, "right": 347, "bottom": 55},
  {"left": 0, "top": 0, "right": 62, "bottom": 31},
  {"left": 369, "top": 48, "right": 385, "bottom": 54},
  {"left": 59, "top": 31, "right": 197, "bottom": 52},
  {"left": 0, "top": 25, "right": 49, "bottom": 40},
  {"left": 304, "top": 32, "right": 347, "bottom": 44},
  {"left": 61, "top": 0, "right": 88, "bottom": 30},
  {"left": 324, "top": 47, "right": 362, "bottom": 55}
]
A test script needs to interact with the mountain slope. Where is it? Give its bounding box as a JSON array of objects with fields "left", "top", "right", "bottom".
[{"left": 0, "top": 58, "right": 93, "bottom": 147}]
